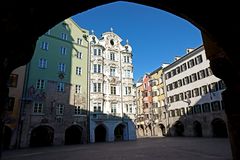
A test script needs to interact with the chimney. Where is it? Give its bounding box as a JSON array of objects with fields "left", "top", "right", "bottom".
[
  {"left": 186, "top": 48, "right": 194, "bottom": 54},
  {"left": 174, "top": 56, "right": 181, "bottom": 61}
]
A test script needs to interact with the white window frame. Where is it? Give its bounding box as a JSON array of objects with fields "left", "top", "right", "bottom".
[
  {"left": 58, "top": 63, "right": 66, "bottom": 73},
  {"left": 39, "top": 58, "right": 47, "bottom": 69},
  {"left": 40, "top": 41, "right": 49, "bottom": 50},
  {"left": 110, "top": 67, "right": 116, "bottom": 76},
  {"left": 60, "top": 46, "right": 67, "bottom": 55},
  {"left": 75, "top": 85, "right": 81, "bottom": 94},
  {"left": 77, "top": 52, "right": 82, "bottom": 59},
  {"left": 76, "top": 67, "right": 82, "bottom": 75},
  {"left": 56, "top": 104, "right": 64, "bottom": 115},
  {"left": 36, "top": 79, "right": 45, "bottom": 89},
  {"left": 93, "top": 103, "right": 102, "bottom": 112},
  {"left": 61, "top": 33, "right": 68, "bottom": 40},
  {"left": 75, "top": 106, "right": 81, "bottom": 115},
  {"left": 33, "top": 102, "right": 43, "bottom": 113},
  {"left": 57, "top": 82, "right": 64, "bottom": 92}
]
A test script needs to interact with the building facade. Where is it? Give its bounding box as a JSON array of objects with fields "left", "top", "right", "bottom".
[
  {"left": 19, "top": 18, "right": 89, "bottom": 147},
  {"left": 162, "top": 45, "right": 227, "bottom": 137},
  {"left": 3, "top": 66, "right": 26, "bottom": 149},
  {"left": 135, "top": 66, "right": 166, "bottom": 137},
  {"left": 88, "top": 30, "right": 136, "bottom": 143}
]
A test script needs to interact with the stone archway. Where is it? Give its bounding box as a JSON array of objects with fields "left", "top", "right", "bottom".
[
  {"left": 3, "top": 125, "right": 12, "bottom": 150},
  {"left": 1, "top": 2, "right": 240, "bottom": 159},
  {"left": 95, "top": 124, "right": 107, "bottom": 142},
  {"left": 211, "top": 118, "right": 228, "bottom": 138},
  {"left": 65, "top": 125, "right": 83, "bottom": 145},
  {"left": 193, "top": 121, "right": 202, "bottom": 137},
  {"left": 159, "top": 124, "right": 166, "bottom": 136},
  {"left": 114, "top": 123, "right": 125, "bottom": 141},
  {"left": 30, "top": 125, "right": 54, "bottom": 147},
  {"left": 173, "top": 121, "right": 184, "bottom": 136}
]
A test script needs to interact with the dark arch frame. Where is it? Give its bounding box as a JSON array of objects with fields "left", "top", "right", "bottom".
[
  {"left": 211, "top": 118, "right": 228, "bottom": 138},
  {"left": 95, "top": 124, "right": 107, "bottom": 142},
  {"left": 65, "top": 125, "right": 83, "bottom": 145},
  {"left": 193, "top": 121, "right": 203, "bottom": 137},
  {"left": 30, "top": 125, "right": 54, "bottom": 147},
  {"left": 1, "top": 1, "right": 240, "bottom": 159}
]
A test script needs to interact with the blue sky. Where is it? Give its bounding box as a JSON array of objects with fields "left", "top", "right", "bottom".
[{"left": 72, "top": 1, "right": 203, "bottom": 81}]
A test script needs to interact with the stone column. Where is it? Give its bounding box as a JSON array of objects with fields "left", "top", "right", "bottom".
[
  {"left": 0, "top": 58, "right": 11, "bottom": 159},
  {"left": 209, "top": 57, "right": 240, "bottom": 160}
]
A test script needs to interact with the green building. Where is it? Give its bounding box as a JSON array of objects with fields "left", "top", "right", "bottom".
[{"left": 19, "top": 18, "right": 89, "bottom": 147}]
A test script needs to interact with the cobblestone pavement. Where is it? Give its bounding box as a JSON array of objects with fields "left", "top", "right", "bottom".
[{"left": 2, "top": 137, "right": 232, "bottom": 160}]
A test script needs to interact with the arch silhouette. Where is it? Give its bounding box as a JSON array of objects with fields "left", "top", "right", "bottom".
[
  {"left": 30, "top": 125, "right": 54, "bottom": 147},
  {"left": 95, "top": 124, "right": 107, "bottom": 142},
  {"left": 211, "top": 118, "right": 228, "bottom": 138},
  {"left": 65, "top": 125, "right": 83, "bottom": 145},
  {"left": 193, "top": 121, "right": 202, "bottom": 137},
  {"left": 1, "top": 2, "right": 240, "bottom": 159}
]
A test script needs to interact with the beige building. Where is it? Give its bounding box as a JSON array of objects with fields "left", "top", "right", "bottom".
[{"left": 4, "top": 66, "right": 26, "bottom": 149}]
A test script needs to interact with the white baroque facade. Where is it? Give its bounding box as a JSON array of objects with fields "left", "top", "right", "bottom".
[
  {"left": 162, "top": 45, "right": 228, "bottom": 137},
  {"left": 88, "top": 30, "right": 136, "bottom": 143}
]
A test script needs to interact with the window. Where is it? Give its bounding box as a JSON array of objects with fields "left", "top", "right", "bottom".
[
  {"left": 153, "top": 102, "right": 158, "bottom": 108},
  {"left": 185, "top": 90, "right": 191, "bottom": 99},
  {"left": 179, "top": 93, "right": 184, "bottom": 100},
  {"left": 93, "top": 103, "right": 102, "bottom": 112},
  {"left": 181, "top": 63, "right": 187, "bottom": 72},
  {"left": 93, "top": 83, "right": 102, "bottom": 92},
  {"left": 125, "top": 86, "right": 131, "bottom": 95},
  {"left": 93, "top": 64, "right": 101, "bottom": 73},
  {"left": 40, "top": 41, "right": 49, "bottom": 50},
  {"left": 58, "top": 63, "right": 66, "bottom": 73},
  {"left": 191, "top": 73, "right": 197, "bottom": 82},
  {"left": 93, "top": 48, "right": 101, "bottom": 56},
  {"left": 111, "top": 86, "right": 116, "bottom": 95},
  {"left": 8, "top": 74, "right": 18, "bottom": 87},
  {"left": 194, "top": 104, "right": 201, "bottom": 114},
  {"left": 201, "top": 85, "right": 208, "bottom": 94},
  {"left": 111, "top": 103, "right": 117, "bottom": 113},
  {"left": 8, "top": 97, "right": 15, "bottom": 111},
  {"left": 77, "top": 52, "right": 82, "bottom": 59},
  {"left": 187, "top": 106, "right": 193, "bottom": 115},
  {"left": 183, "top": 77, "right": 189, "bottom": 85},
  {"left": 129, "top": 104, "right": 133, "bottom": 113},
  {"left": 75, "top": 106, "right": 81, "bottom": 115},
  {"left": 75, "top": 85, "right": 81, "bottom": 94},
  {"left": 211, "top": 101, "right": 221, "bottom": 111},
  {"left": 124, "top": 56, "right": 130, "bottom": 63},
  {"left": 60, "top": 46, "right": 67, "bottom": 55},
  {"left": 218, "top": 80, "right": 225, "bottom": 90},
  {"left": 187, "top": 59, "right": 195, "bottom": 68},
  {"left": 33, "top": 102, "right": 43, "bottom": 113},
  {"left": 177, "top": 79, "right": 182, "bottom": 87},
  {"left": 202, "top": 103, "right": 211, "bottom": 112},
  {"left": 36, "top": 79, "right": 45, "bottom": 89},
  {"left": 76, "top": 67, "right": 82, "bottom": 75},
  {"left": 125, "top": 69, "right": 131, "bottom": 78},
  {"left": 195, "top": 55, "right": 203, "bottom": 64},
  {"left": 77, "top": 38, "right": 82, "bottom": 45},
  {"left": 205, "top": 67, "right": 213, "bottom": 76},
  {"left": 210, "top": 82, "right": 218, "bottom": 92},
  {"left": 110, "top": 67, "right": 116, "bottom": 76},
  {"left": 193, "top": 88, "right": 200, "bottom": 97},
  {"left": 39, "top": 58, "right": 47, "bottom": 69},
  {"left": 198, "top": 70, "right": 206, "bottom": 79},
  {"left": 57, "top": 82, "right": 64, "bottom": 92},
  {"left": 61, "top": 33, "right": 68, "bottom": 40},
  {"left": 110, "top": 52, "right": 115, "bottom": 61},
  {"left": 56, "top": 104, "right": 64, "bottom": 115}
]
